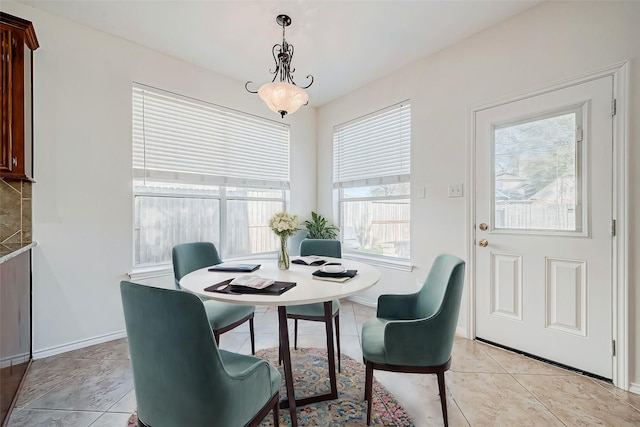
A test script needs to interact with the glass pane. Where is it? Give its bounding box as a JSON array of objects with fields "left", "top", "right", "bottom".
[
  {"left": 494, "top": 112, "right": 580, "bottom": 231},
  {"left": 134, "top": 196, "right": 220, "bottom": 266},
  {"left": 226, "top": 200, "right": 283, "bottom": 258},
  {"left": 342, "top": 183, "right": 409, "bottom": 199},
  {"left": 340, "top": 197, "right": 410, "bottom": 259}
]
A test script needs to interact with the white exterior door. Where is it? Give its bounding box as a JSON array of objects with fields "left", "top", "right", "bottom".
[{"left": 474, "top": 76, "right": 614, "bottom": 379}]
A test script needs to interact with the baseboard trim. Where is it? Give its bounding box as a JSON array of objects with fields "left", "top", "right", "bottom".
[
  {"left": 1, "top": 352, "right": 30, "bottom": 368},
  {"left": 33, "top": 330, "right": 127, "bottom": 360},
  {"left": 346, "top": 295, "right": 376, "bottom": 308},
  {"left": 456, "top": 326, "right": 468, "bottom": 338},
  {"left": 629, "top": 383, "right": 640, "bottom": 395}
]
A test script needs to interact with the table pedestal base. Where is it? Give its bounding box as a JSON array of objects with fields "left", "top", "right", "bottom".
[{"left": 277, "top": 301, "right": 339, "bottom": 426}]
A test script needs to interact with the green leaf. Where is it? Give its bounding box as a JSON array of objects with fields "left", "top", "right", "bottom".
[{"left": 303, "top": 211, "right": 339, "bottom": 239}]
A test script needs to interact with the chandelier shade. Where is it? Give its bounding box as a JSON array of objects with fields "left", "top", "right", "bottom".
[
  {"left": 258, "top": 82, "right": 309, "bottom": 117},
  {"left": 246, "top": 14, "right": 314, "bottom": 118}
]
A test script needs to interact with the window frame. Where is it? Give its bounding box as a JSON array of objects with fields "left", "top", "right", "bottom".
[
  {"left": 490, "top": 103, "right": 587, "bottom": 237},
  {"left": 332, "top": 101, "right": 412, "bottom": 266},
  {"left": 132, "top": 185, "right": 287, "bottom": 269},
  {"left": 130, "top": 83, "right": 291, "bottom": 272}
]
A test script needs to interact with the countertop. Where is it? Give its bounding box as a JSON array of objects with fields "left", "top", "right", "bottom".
[{"left": 0, "top": 242, "right": 37, "bottom": 264}]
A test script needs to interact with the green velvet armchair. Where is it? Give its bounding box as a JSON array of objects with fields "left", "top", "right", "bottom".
[
  {"left": 284, "top": 239, "right": 342, "bottom": 371},
  {"left": 172, "top": 242, "right": 256, "bottom": 354},
  {"left": 361, "top": 254, "right": 465, "bottom": 426},
  {"left": 120, "top": 281, "right": 281, "bottom": 427}
]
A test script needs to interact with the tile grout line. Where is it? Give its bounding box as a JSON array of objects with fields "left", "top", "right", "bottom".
[
  {"left": 477, "top": 343, "right": 570, "bottom": 426},
  {"left": 584, "top": 376, "right": 640, "bottom": 414},
  {"left": 14, "top": 365, "right": 89, "bottom": 410},
  {"left": 509, "top": 374, "right": 570, "bottom": 426}
]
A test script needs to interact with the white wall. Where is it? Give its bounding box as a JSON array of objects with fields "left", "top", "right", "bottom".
[
  {"left": 5, "top": 0, "right": 638, "bottom": 388},
  {"left": 317, "top": 1, "right": 639, "bottom": 386},
  {"left": 2, "top": 1, "right": 316, "bottom": 356}
]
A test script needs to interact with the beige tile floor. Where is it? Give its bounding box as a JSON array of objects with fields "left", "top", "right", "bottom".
[{"left": 7, "top": 301, "right": 640, "bottom": 426}]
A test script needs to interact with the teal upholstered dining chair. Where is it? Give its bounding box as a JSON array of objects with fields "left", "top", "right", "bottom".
[
  {"left": 172, "top": 242, "right": 256, "bottom": 354},
  {"left": 285, "top": 239, "right": 342, "bottom": 371},
  {"left": 361, "top": 254, "right": 465, "bottom": 427},
  {"left": 120, "top": 281, "right": 281, "bottom": 427}
]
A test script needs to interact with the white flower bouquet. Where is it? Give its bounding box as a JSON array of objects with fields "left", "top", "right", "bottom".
[
  {"left": 269, "top": 212, "right": 300, "bottom": 239},
  {"left": 269, "top": 212, "right": 300, "bottom": 269}
]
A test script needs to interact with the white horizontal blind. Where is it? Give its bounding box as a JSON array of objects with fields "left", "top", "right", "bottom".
[
  {"left": 133, "top": 84, "right": 290, "bottom": 189},
  {"left": 333, "top": 102, "right": 410, "bottom": 189}
]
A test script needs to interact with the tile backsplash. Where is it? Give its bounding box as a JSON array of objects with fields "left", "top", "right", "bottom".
[{"left": 0, "top": 179, "right": 32, "bottom": 245}]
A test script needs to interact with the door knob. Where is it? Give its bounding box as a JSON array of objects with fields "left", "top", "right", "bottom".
[{"left": 478, "top": 239, "right": 488, "bottom": 247}]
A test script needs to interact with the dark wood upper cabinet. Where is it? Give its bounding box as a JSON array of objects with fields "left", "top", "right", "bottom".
[{"left": 1, "top": 12, "right": 38, "bottom": 181}]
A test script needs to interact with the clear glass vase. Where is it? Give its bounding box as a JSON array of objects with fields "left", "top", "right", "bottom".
[{"left": 278, "top": 236, "right": 290, "bottom": 270}]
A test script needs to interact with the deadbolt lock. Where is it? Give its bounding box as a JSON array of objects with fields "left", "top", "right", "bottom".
[{"left": 479, "top": 223, "right": 488, "bottom": 231}]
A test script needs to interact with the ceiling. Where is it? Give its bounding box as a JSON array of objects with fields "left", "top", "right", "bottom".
[{"left": 17, "top": 0, "right": 540, "bottom": 106}]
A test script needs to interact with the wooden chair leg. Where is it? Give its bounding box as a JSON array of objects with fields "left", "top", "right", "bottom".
[
  {"left": 248, "top": 393, "right": 279, "bottom": 427},
  {"left": 214, "top": 331, "right": 220, "bottom": 346},
  {"left": 334, "top": 314, "right": 341, "bottom": 373},
  {"left": 436, "top": 369, "right": 448, "bottom": 427},
  {"left": 272, "top": 400, "right": 280, "bottom": 427},
  {"left": 249, "top": 318, "right": 256, "bottom": 355},
  {"left": 365, "top": 361, "right": 374, "bottom": 426},
  {"left": 294, "top": 319, "right": 299, "bottom": 350}
]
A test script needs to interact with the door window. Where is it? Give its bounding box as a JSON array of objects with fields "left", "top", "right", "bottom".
[{"left": 493, "top": 107, "right": 584, "bottom": 234}]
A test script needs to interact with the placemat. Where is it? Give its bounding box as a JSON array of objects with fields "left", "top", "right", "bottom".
[{"left": 204, "top": 279, "right": 296, "bottom": 295}]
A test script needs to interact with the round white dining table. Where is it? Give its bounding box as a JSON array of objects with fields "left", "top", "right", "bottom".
[{"left": 180, "top": 257, "right": 381, "bottom": 427}]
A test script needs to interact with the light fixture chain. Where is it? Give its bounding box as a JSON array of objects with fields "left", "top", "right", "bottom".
[{"left": 245, "top": 14, "right": 314, "bottom": 118}]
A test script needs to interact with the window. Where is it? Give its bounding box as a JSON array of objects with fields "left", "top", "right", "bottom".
[
  {"left": 132, "top": 84, "right": 289, "bottom": 267},
  {"left": 493, "top": 107, "right": 583, "bottom": 232},
  {"left": 333, "top": 102, "right": 411, "bottom": 260}
]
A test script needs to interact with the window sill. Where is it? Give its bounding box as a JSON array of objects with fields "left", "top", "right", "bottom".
[
  {"left": 129, "top": 264, "right": 173, "bottom": 281},
  {"left": 342, "top": 253, "right": 413, "bottom": 272},
  {"left": 127, "top": 254, "right": 277, "bottom": 282}
]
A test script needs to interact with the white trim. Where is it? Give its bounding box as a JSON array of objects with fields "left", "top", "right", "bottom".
[
  {"left": 471, "top": 61, "right": 628, "bottom": 112},
  {"left": 456, "top": 326, "right": 467, "bottom": 338},
  {"left": 464, "top": 90, "right": 475, "bottom": 341},
  {"left": 134, "top": 168, "right": 290, "bottom": 190},
  {"left": 612, "top": 62, "right": 629, "bottom": 390},
  {"left": 128, "top": 252, "right": 282, "bottom": 281},
  {"left": 346, "top": 295, "right": 377, "bottom": 308},
  {"left": 129, "top": 264, "right": 173, "bottom": 281},
  {"left": 33, "top": 331, "right": 127, "bottom": 360},
  {"left": 343, "top": 253, "right": 413, "bottom": 272},
  {"left": 629, "top": 383, "right": 640, "bottom": 396},
  {"left": 1, "top": 352, "right": 30, "bottom": 369},
  {"left": 467, "top": 62, "right": 629, "bottom": 388}
]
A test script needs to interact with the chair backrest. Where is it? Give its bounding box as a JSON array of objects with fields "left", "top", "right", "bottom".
[
  {"left": 120, "top": 281, "right": 268, "bottom": 426},
  {"left": 416, "top": 254, "right": 466, "bottom": 362},
  {"left": 172, "top": 242, "right": 223, "bottom": 288},
  {"left": 300, "top": 239, "right": 342, "bottom": 258}
]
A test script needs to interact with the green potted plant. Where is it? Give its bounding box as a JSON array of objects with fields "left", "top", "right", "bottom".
[{"left": 303, "top": 211, "right": 339, "bottom": 239}]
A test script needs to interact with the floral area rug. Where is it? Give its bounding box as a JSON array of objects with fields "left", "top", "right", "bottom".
[{"left": 128, "top": 347, "right": 414, "bottom": 426}]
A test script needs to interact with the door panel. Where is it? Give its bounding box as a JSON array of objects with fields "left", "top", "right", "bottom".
[
  {"left": 491, "top": 253, "right": 522, "bottom": 320},
  {"left": 475, "top": 76, "right": 613, "bottom": 379},
  {"left": 545, "top": 257, "right": 586, "bottom": 336}
]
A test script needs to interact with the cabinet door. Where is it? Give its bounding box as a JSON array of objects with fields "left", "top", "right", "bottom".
[
  {"left": 0, "top": 13, "right": 38, "bottom": 181},
  {"left": 1, "top": 26, "right": 26, "bottom": 177},
  {"left": 0, "top": 26, "right": 13, "bottom": 173},
  {"left": 0, "top": 251, "right": 32, "bottom": 424}
]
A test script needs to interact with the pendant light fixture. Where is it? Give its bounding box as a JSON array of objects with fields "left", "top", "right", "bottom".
[{"left": 245, "top": 14, "right": 314, "bottom": 118}]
